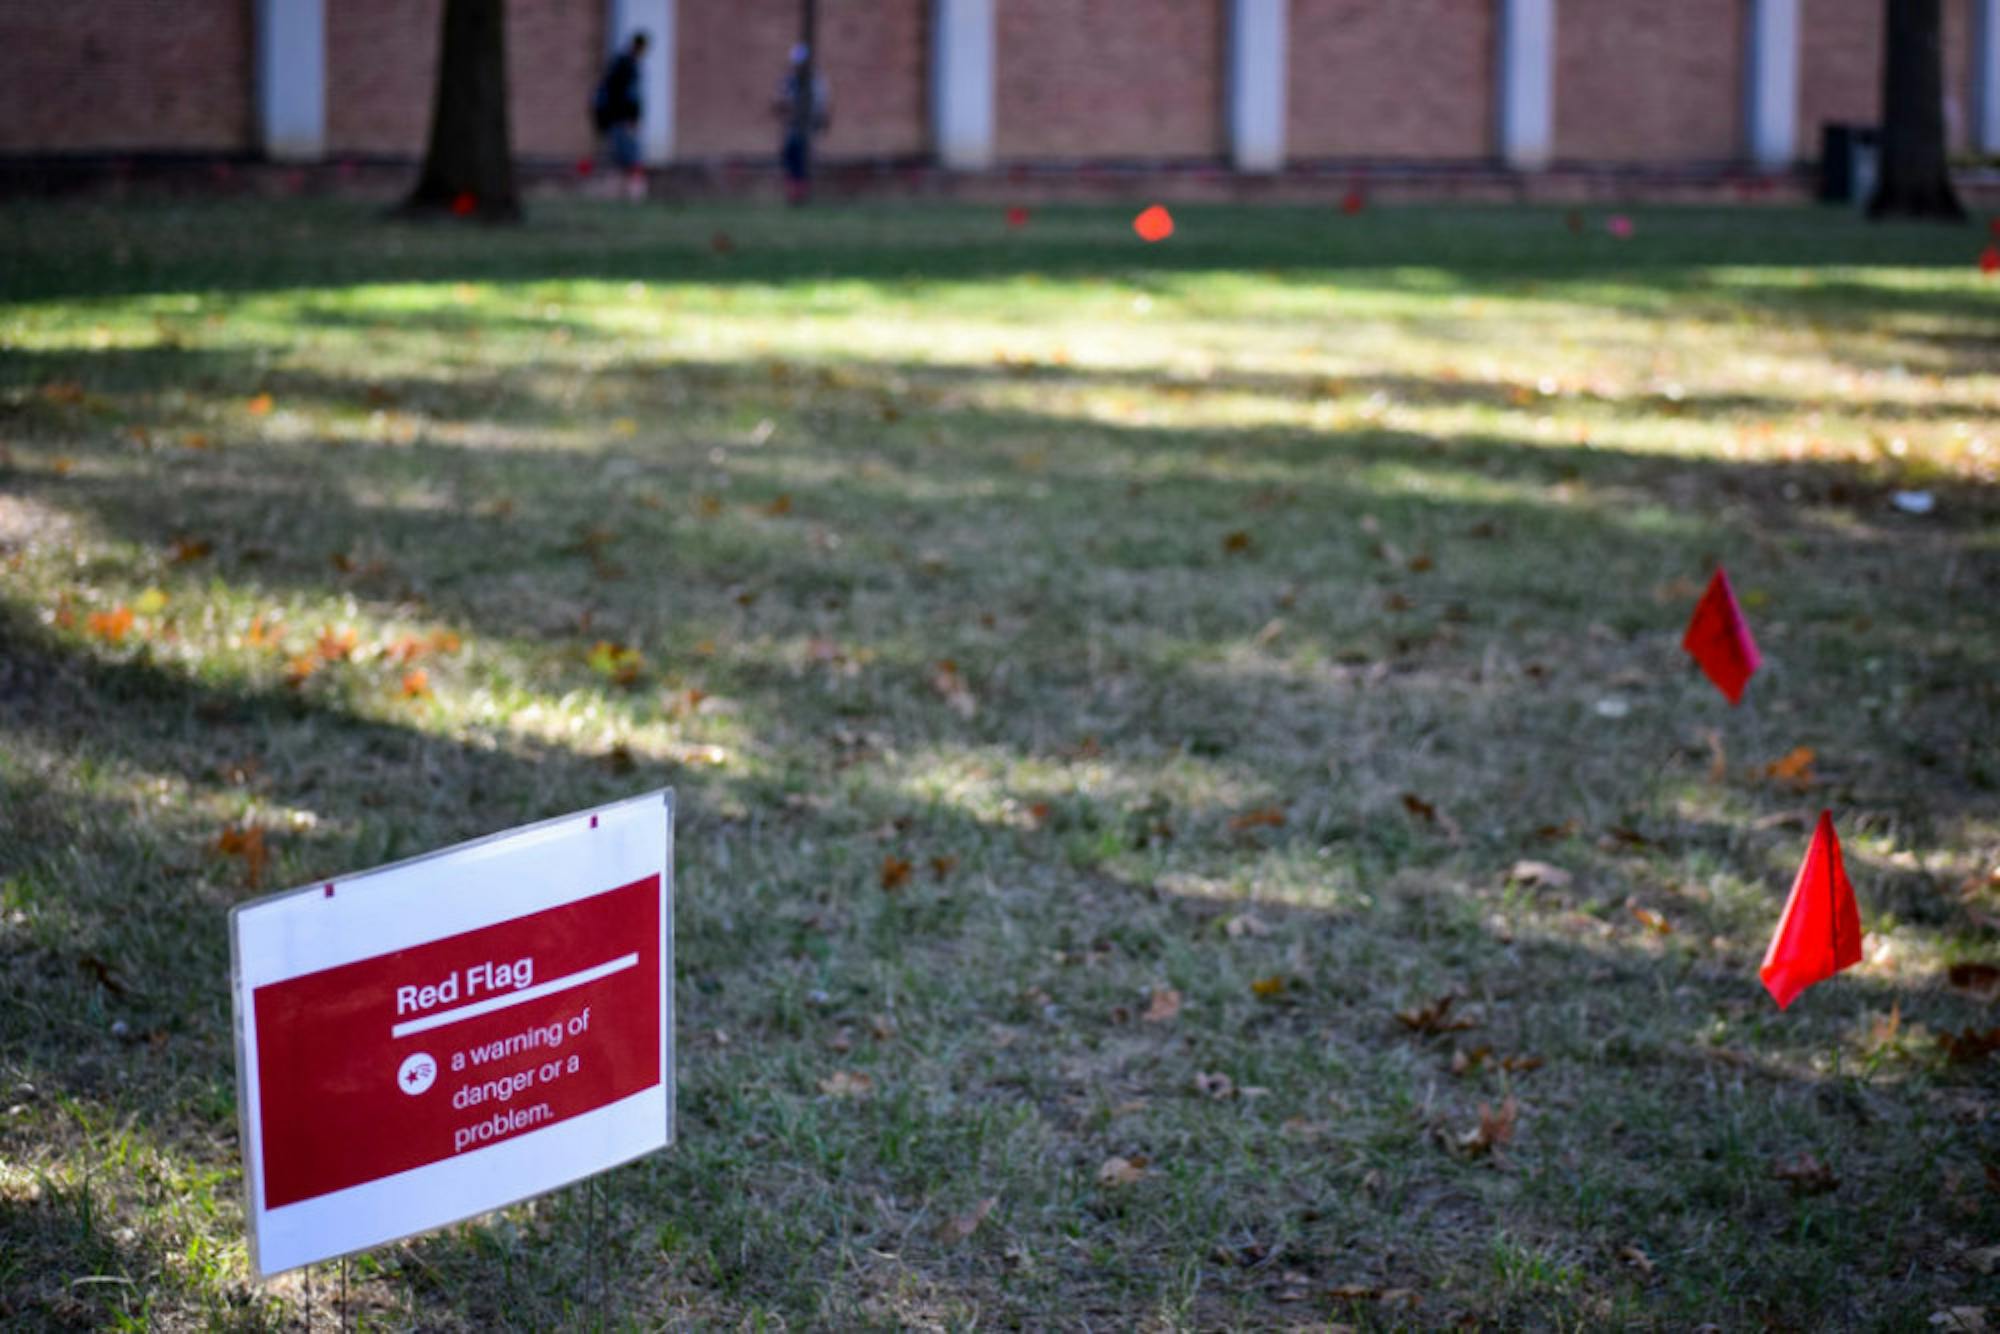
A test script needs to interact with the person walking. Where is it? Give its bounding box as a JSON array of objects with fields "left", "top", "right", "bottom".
[
  {"left": 773, "top": 43, "right": 830, "bottom": 205},
  {"left": 591, "top": 31, "right": 649, "bottom": 201}
]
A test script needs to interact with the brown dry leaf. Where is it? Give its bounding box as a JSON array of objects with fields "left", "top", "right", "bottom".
[
  {"left": 1769, "top": 1152, "right": 1839, "bottom": 1195},
  {"left": 1096, "top": 1155, "right": 1149, "bottom": 1187},
  {"left": 1618, "top": 1245, "right": 1656, "bottom": 1277},
  {"left": 697, "top": 494, "right": 723, "bottom": 517},
  {"left": 1221, "top": 530, "right": 1253, "bottom": 554},
  {"left": 1628, "top": 900, "right": 1674, "bottom": 935},
  {"left": 1499, "top": 1054, "right": 1545, "bottom": 1074},
  {"left": 1939, "top": 1027, "right": 2000, "bottom": 1064},
  {"left": 1948, "top": 962, "right": 2000, "bottom": 1000},
  {"left": 937, "top": 1196, "right": 997, "bottom": 1244},
  {"left": 85, "top": 606, "right": 134, "bottom": 644},
  {"left": 214, "top": 824, "right": 269, "bottom": 889},
  {"left": 1328, "top": 1283, "right": 1381, "bottom": 1302},
  {"left": 763, "top": 493, "right": 793, "bottom": 517},
  {"left": 1457, "top": 1096, "right": 1518, "bottom": 1156},
  {"left": 1396, "top": 994, "right": 1477, "bottom": 1036},
  {"left": 1224, "top": 912, "right": 1272, "bottom": 939},
  {"left": 1507, "top": 860, "right": 1572, "bottom": 889},
  {"left": 817, "top": 1070, "right": 874, "bottom": 1099},
  {"left": 879, "top": 856, "right": 913, "bottom": 891},
  {"left": 1701, "top": 727, "right": 1729, "bottom": 784},
  {"left": 868, "top": 1013, "right": 898, "bottom": 1041},
  {"left": 1229, "top": 807, "right": 1286, "bottom": 831},
  {"left": 1408, "top": 552, "right": 1434, "bottom": 573},
  {"left": 168, "top": 537, "right": 213, "bottom": 564},
  {"left": 315, "top": 625, "right": 359, "bottom": 662},
  {"left": 1400, "top": 792, "right": 1462, "bottom": 841},
  {"left": 1450, "top": 1046, "right": 1491, "bottom": 1076},
  {"left": 1250, "top": 974, "right": 1287, "bottom": 998},
  {"left": 929, "top": 854, "right": 959, "bottom": 879},
  {"left": 1763, "top": 746, "right": 1817, "bottom": 790},
  {"left": 930, "top": 659, "right": 978, "bottom": 719},
  {"left": 1142, "top": 986, "right": 1183, "bottom": 1023},
  {"left": 1193, "top": 1071, "right": 1235, "bottom": 1100},
  {"left": 1962, "top": 1245, "right": 2000, "bottom": 1275},
  {"left": 1534, "top": 819, "right": 1582, "bottom": 841},
  {"left": 77, "top": 954, "right": 129, "bottom": 997}
]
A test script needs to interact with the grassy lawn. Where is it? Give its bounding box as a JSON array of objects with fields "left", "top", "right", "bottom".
[{"left": 2, "top": 196, "right": 1997, "bottom": 1330}]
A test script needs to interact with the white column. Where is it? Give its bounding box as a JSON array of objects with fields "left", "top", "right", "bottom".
[
  {"left": 1745, "top": 0, "right": 1800, "bottom": 168},
  {"left": 609, "top": 0, "right": 675, "bottom": 165},
  {"left": 256, "top": 0, "right": 325, "bottom": 162},
  {"left": 1977, "top": 0, "right": 2000, "bottom": 154},
  {"left": 933, "top": 0, "right": 996, "bottom": 170},
  {"left": 1497, "top": 0, "right": 1555, "bottom": 169},
  {"left": 1228, "top": 0, "right": 1287, "bottom": 172}
]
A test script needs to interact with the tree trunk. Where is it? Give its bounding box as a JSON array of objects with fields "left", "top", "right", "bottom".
[
  {"left": 404, "top": 0, "right": 520, "bottom": 221},
  {"left": 1866, "top": 0, "right": 1965, "bottom": 220}
]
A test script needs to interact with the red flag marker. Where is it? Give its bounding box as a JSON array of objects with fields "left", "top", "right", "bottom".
[
  {"left": 1980, "top": 245, "right": 1999, "bottom": 276},
  {"left": 1988, "top": 217, "right": 2000, "bottom": 238},
  {"left": 1760, "top": 811, "right": 1863, "bottom": 1009},
  {"left": 576, "top": 157, "right": 595, "bottom": 177},
  {"left": 1340, "top": 189, "right": 1365, "bottom": 216},
  {"left": 1005, "top": 206, "right": 1030, "bottom": 229},
  {"left": 1133, "top": 205, "right": 1174, "bottom": 243},
  {"left": 450, "top": 192, "right": 477, "bottom": 217},
  {"left": 1681, "top": 567, "right": 1761, "bottom": 705},
  {"left": 1606, "top": 214, "right": 1634, "bottom": 239}
]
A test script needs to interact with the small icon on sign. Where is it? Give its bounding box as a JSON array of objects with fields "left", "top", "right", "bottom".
[{"left": 397, "top": 1052, "right": 437, "bottom": 1096}]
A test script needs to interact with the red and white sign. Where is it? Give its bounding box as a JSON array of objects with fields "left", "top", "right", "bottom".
[{"left": 229, "top": 790, "right": 673, "bottom": 1277}]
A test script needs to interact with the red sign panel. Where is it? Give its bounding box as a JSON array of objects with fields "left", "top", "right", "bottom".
[{"left": 251, "top": 874, "right": 661, "bottom": 1209}]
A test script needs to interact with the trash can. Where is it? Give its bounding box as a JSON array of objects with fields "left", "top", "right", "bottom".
[{"left": 1819, "top": 124, "right": 1880, "bottom": 204}]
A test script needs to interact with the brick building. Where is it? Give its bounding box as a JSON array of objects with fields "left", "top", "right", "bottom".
[{"left": 3, "top": 1, "right": 1997, "bottom": 174}]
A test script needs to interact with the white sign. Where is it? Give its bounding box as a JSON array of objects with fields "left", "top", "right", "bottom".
[{"left": 229, "top": 790, "right": 674, "bottom": 1278}]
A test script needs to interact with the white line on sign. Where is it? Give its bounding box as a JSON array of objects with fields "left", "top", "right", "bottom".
[{"left": 389, "top": 953, "right": 639, "bottom": 1038}]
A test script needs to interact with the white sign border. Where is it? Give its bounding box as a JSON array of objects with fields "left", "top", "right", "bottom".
[{"left": 228, "top": 788, "right": 675, "bottom": 1280}]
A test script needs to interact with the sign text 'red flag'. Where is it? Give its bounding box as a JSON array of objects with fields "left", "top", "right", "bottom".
[
  {"left": 1760, "top": 810, "right": 1863, "bottom": 1009},
  {"left": 1681, "top": 567, "right": 1761, "bottom": 705},
  {"left": 1133, "top": 205, "right": 1174, "bottom": 243}
]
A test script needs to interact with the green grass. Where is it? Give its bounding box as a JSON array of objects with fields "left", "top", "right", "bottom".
[{"left": 2, "top": 196, "right": 1998, "bottom": 1329}]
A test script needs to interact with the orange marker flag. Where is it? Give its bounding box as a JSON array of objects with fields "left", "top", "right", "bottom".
[
  {"left": 1132, "top": 205, "right": 1174, "bottom": 243},
  {"left": 1760, "top": 810, "right": 1863, "bottom": 1009},
  {"left": 1681, "top": 567, "right": 1761, "bottom": 705}
]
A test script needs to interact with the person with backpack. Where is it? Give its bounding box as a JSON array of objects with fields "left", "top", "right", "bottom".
[{"left": 591, "top": 31, "right": 649, "bottom": 201}]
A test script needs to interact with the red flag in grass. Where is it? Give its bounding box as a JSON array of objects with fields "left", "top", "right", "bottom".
[
  {"left": 1133, "top": 205, "right": 1174, "bottom": 243},
  {"left": 1761, "top": 811, "right": 1863, "bottom": 1009},
  {"left": 1005, "top": 206, "right": 1030, "bottom": 229},
  {"left": 1682, "top": 568, "right": 1761, "bottom": 705},
  {"left": 1980, "top": 245, "right": 1999, "bottom": 276}
]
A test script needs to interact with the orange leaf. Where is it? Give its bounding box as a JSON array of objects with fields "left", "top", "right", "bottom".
[
  {"left": 1096, "top": 1154, "right": 1149, "bottom": 1186},
  {"left": 246, "top": 392, "right": 274, "bottom": 416},
  {"left": 879, "top": 856, "right": 912, "bottom": 891},
  {"left": 86, "top": 606, "right": 134, "bottom": 644},
  {"left": 1141, "top": 986, "right": 1183, "bottom": 1023},
  {"left": 1229, "top": 807, "right": 1286, "bottom": 831},
  {"left": 315, "top": 626, "right": 358, "bottom": 662},
  {"left": 1456, "top": 1096, "right": 1518, "bottom": 1156},
  {"left": 400, "top": 669, "right": 432, "bottom": 699},
  {"left": 1396, "top": 994, "right": 1477, "bottom": 1036},
  {"left": 1763, "top": 746, "right": 1816, "bottom": 790},
  {"left": 1627, "top": 901, "right": 1673, "bottom": 935},
  {"left": 214, "top": 824, "right": 269, "bottom": 889},
  {"left": 283, "top": 654, "right": 319, "bottom": 685},
  {"left": 168, "top": 537, "right": 213, "bottom": 564}
]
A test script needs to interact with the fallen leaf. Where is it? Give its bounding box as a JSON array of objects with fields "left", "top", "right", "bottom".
[
  {"left": 1947, "top": 962, "right": 2000, "bottom": 1000},
  {"left": 1450, "top": 1046, "right": 1491, "bottom": 1076},
  {"left": 315, "top": 626, "right": 358, "bottom": 662},
  {"left": 399, "top": 669, "right": 432, "bottom": 699},
  {"left": 585, "top": 641, "right": 645, "bottom": 687},
  {"left": 214, "top": 824, "right": 269, "bottom": 889},
  {"left": 1400, "top": 792, "right": 1462, "bottom": 840},
  {"left": 1229, "top": 807, "right": 1285, "bottom": 831},
  {"left": 1701, "top": 727, "right": 1729, "bottom": 784},
  {"left": 77, "top": 954, "right": 129, "bottom": 997},
  {"left": 1962, "top": 1244, "right": 2000, "bottom": 1275},
  {"left": 246, "top": 392, "right": 274, "bottom": 416},
  {"left": 1769, "top": 1152, "right": 1838, "bottom": 1195},
  {"left": 1250, "top": 974, "right": 1287, "bottom": 998},
  {"left": 937, "top": 1196, "right": 997, "bottom": 1243},
  {"left": 1222, "top": 530, "right": 1253, "bottom": 554},
  {"left": 1628, "top": 901, "right": 1673, "bottom": 935},
  {"left": 1939, "top": 1027, "right": 2000, "bottom": 1064},
  {"left": 1224, "top": 912, "right": 1272, "bottom": 938},
  {"left": 879, "top": 856, "right": 913, "bottom": 891},
  {"left": 167, "top": 537, "right": 213, "bottom": 564},
  {"left": 1396, "top": 994, "right": 1478, "bottom": 1036},
  {"left": 817, "top": 1070, "right": 873, "bottom": 1099},
  {"left": 283, "top": 653, "right": 319, "bottom": 685},
  {"left": 1763, "top": 746, "right": 1817, "bottom": 790},
  {"left": 1193, "top": 1070, "right": 1235, "bottom": 1099},
  {"left": 1617, "top": 1245, "right": 1656, "bottom": 1277},
  {"left": 1507, "top": 860, "right": 1572, "bottom": 889},
  {"left": 1533, "top": 820, "right": 1581, "bottom": 841},
  {"left": 929, "top": 855, "right": 958, "bottom": 879},
  {"left": 85, "top": 606, "right": 134, "bottom": 644},
  {"left": 1929, "top": 1306, "right": 1988, "bottom": 1332},
  {"left": 1096, "top": 1154, "right": 1149, "bottom": 1186},
  {"left": 1142, "top": 986, "right": 1183, "bottom": 1023},
  {"left": 1456, "top": 1096, "right": 1518, "bottom": 1156},
  {"left": 930, "top": 659, "right": 978, "bottom": 718},
  {"left": 1499, "top": 1054, "right": 1545, "bottom": 1074},
  {"left": 764, "top": 493, "right": 793, "bottom": 517}
]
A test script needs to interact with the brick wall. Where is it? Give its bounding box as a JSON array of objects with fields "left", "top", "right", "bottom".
[
  {"left": 1556, "top": 0, "right": 1746, "bottom": 163},
  {"left": 328, "top": 0, "right": 600, "bottom": 160},
  {"left": 1288, "top": 0, "right": 1494, "bottom": 160},
  {"left": 676, "top": 0, "right": 928, "bottom": 160},
  {"left": 0, "top": 0, "right": 251, "bottom": 153},
  {"left": 995, "top": 0, "right": 1227, "bottom": 160}
]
